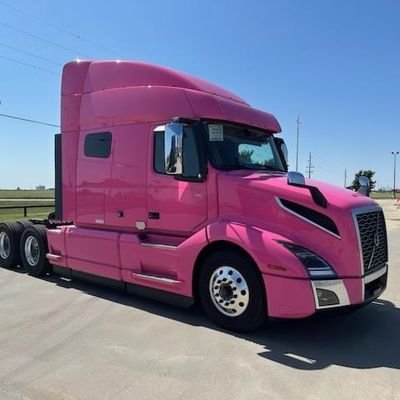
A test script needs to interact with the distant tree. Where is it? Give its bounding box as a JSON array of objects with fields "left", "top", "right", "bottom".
[
  {"left": 352, "top": 170, "right": 376, "bottom": 190},
  {"left": 16, "top": 187, "right": 20, "bottom": 191},
  {"left": 239, "top": 149, "right": 254, "bottom": 163}
]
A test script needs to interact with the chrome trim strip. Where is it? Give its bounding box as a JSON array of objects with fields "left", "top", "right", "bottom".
[
  {"left": 351, "top": 205, "right": 383, "bottom": 275},
  {"left": 140, "top": 243, "right": 177, "bottom": 250},
  {"left": 364, "top": 264, "right": 387, "bottom": 285},
  {"left": 134, "top": 272, "right": 181, "bottom": 285},
  {"left": 275, "top": 197, "right": 341, "bottom": 239},
  {"left": 311, "top": 279, "right": 350, "bottom": 309}
]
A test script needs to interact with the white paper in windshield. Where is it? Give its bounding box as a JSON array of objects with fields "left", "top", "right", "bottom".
[{"left": 208, "top": 124, "right": 224, "bottom": 141}]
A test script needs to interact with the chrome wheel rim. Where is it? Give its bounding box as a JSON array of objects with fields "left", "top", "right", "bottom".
[
  {"left": 209, "top": 266, "right": 249, "bottom": 317},
  {"left": 0, "top": 232, "right": 11, "bottom": 259},
  {"left": 24, "top": 236, "right": 40, "bottom": 267}
]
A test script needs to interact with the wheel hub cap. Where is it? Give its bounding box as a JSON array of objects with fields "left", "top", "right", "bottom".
[
  {"left": 0, "top": 232, "right": 10, "bottom": 259},
  {"left": 209, "top": 266, "right": 249, "bottom": 317},
  {"left": 25, "top": 236, "right": 40, "bottom": 267}
]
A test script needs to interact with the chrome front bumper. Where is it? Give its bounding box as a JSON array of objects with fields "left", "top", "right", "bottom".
[{"left": 311, "top": 264, "right": 388, "bottom": 310}]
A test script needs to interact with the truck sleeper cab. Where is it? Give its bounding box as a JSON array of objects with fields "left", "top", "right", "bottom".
[{"left": 0, "top": 61, "right": 388, "bottom": 332}]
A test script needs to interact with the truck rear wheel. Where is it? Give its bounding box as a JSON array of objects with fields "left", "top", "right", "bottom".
[
  {"left": 0, "top": 222, "right": 24, "bottom": 269},
  {"left": 17, "top": 220, "right": 34, "bottom": 231},
  {"left": 20, "top": 225, "right": 50, "bottom": 277},
  {"left": 198, "top": 250, "right": 266, "bottom": 332}
]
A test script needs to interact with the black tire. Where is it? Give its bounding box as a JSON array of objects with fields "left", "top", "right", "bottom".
[
  {"left": 17, "top": 220, "right": 34, "bottom": 231},
  {"left": 20, "top": 225, "right": 50, "bottom": 277},
  {"left": 198, "top": 250, "right": 266, "bottom": 333},
  {"left": 0, "top": 222, "right": 24, "bottom": 268}
]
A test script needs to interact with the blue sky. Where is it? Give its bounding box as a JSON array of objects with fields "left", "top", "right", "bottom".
[{"left": 0, "top": 0, "right": 399, "bottom": 189}]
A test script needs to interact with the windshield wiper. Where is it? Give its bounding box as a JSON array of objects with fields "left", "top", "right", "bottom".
[
  {"left": 217, "top": 165, "right": 246, "bottom": 171},
  {"left": 240, "top": 164, "right": 284, "bottom": 172},
  {"left": 218, "top": 164, "right": 283, "bottom": 172}
]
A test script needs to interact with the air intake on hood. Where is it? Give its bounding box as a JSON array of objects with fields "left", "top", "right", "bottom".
[{"left": 278, "top": 198, "right": 340, "bottom": 237}]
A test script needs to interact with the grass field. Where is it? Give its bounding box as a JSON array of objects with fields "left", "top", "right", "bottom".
[
  {"left": 0, "top": 204, "right": 54, "bottom": 221},
  {"left": 370, "top": 191, "right": 395, "bottom": 200},
  {"left": 0, "top": 189, "right": 54, "bottom": 199},
  {"left": 0, "top": 190, "right": 54, "bottom": 221}
]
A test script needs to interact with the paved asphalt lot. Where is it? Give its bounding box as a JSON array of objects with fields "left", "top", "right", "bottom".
[{"left": 0, "top": 199, "right": 399, "bottom": 400}]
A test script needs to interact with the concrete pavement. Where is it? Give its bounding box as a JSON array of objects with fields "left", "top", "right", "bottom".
[{"left": 0, "top": 199, "right": 399, "bottom": 400}]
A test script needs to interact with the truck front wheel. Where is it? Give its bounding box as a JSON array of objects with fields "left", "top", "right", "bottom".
[
  {"left": 20, "top": 225, "right": 50, "bottom": 277},
  {"left": 198, "top": 250, "right": 266, "bottom": 332}
]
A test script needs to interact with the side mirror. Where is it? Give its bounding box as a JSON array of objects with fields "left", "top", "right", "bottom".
[
  {"left": 358, "top": 176, "right": 371, "bottom": 197},
  {"left": 164, "top": 123, "right": 184, "bottom": 175},
  {"left": 274, "top": 137, "right": 289, "bottom": 171},
  {"left": 287, "top": 171, "right": 306, "bottom": 186}
]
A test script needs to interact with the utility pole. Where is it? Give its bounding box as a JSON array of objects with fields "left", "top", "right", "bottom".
[
  {"left": 306, "top": 152, "right": 314, "bottom": 178},
  {"left": 392, "top": 151, "right": 399, "bottom": 199},
  {"left": 296, "top": 115, "right": 301, "bottom": 172},
  {"left": 344, "top": 169, "right": 347, "bottom": 187}
]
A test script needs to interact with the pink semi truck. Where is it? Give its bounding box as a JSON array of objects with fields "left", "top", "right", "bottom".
[{"left": 0, "top": 61, "right": 388, "bottom": 332}]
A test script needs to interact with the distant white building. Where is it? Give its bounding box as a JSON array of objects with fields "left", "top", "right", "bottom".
[{"left": 36, "top": 185, "right": 46, "bottom": 190}]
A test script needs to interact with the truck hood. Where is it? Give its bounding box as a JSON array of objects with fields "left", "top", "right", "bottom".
[
  {"left": 217, "top": 171, "right": 378, "bottom": 277},
  {"left": 218, "top": 171, "right": 375, "bottom": 212}
]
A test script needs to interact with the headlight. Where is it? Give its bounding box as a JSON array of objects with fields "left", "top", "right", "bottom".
[{"left": 278, "top": 241, "right": 337, "bottom": 279}]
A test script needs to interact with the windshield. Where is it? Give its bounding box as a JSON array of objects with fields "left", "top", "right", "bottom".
[{"left": 206, "top": 123, "right": 285, "bottom": 172}]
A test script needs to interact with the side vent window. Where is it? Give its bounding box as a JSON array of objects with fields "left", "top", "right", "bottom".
[{"left": 84, "top": 132, "right": 112, "bottom": 158}]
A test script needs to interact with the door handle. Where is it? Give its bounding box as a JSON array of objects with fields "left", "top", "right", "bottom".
[{"left": 148, "top": 211, "right": 160, "bottom": 220}]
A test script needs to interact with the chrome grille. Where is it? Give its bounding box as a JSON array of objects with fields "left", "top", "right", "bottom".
[{"left": 356, "top": 209, "right": 388, "bottom": 273}]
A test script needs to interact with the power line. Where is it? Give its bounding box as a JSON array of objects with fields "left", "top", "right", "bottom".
[
  {"left": 0, "top": 40, "right": 62, "bottom": 66},
  {"left": 0, "top": 0, "right": 123, "bottom": 58},
  {"left": 0, "top": 112, "right": 59, "bottom": 128},
  {"left": 0, "top": 21, "right": 91, "bottom": 58},
  {"left": 0, "top": 54, "right": 60, "bottom": 75}
]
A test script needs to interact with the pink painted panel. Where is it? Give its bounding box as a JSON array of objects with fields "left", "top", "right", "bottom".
[
  {"left": 64, "top": 227, "right": 120, "bottom": 279},
  {"left": 146, "top": 173, "right": 208, "bottom": 234},
  {"left": 75, "top": 130, "right": 112, "bottom": 226},
  {"left": 206, "top": 220, "right": 309, "bottom": 278},
  {"left": 263, "top": 274, "right": 315, "bottom": 318},
  {"left": 121, "top": 228, "right": 207, "bottom": 297},
  {"left": 81, "top": 61, "right": 247, "bottom": 104},
  {"left": 104, "top": 124, "right": 148, "bottom": 229},
  {"left": 146, "top": 125, "right": 208, "bottom": 234},
  {"left": 79, "top": 86, "right": 194, "bottom": 130},
  {"left": 119, "top": 234, "right": 141, "bottom": 272},
  {"left": 216, "top": 171, "right": 377, "bottom": 277},
  {"left": 185, "top": 89, "right": 281, "bottom": 133},
  {"left": 343, "top": 277, "right": 363, "bottom": 304},
  {"left": 61, "top": 61, "right": 91, "bottom": 96},
  {"left": 66, "top": 258, "right": 120, "bottom": 280},
  {"left": 46, "top": 228, "right": 68, "bottom": 267}
]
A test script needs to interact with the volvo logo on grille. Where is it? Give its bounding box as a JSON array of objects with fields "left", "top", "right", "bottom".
[{"left": 374, "top": 232, "right": 380, "bottom": 247}]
